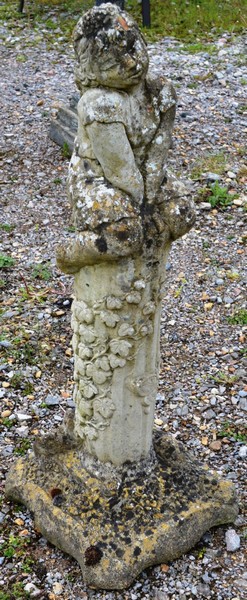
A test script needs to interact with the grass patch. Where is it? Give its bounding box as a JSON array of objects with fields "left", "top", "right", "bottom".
[
  {"left": 218, "top": 421, "right": 247, "bottom": 442},
  {"left": 196, "top": 182, "right": 236, "bottom": 209},
  {"left": 191, "top": 151, "right": 227, "bottom": 180},
  {"left": 14, "top": 438, "right": 32, "bottom": 456},
  {"left": 228, "top": 309, "right": 247, "bottom": 325},
  {"left": 0, "top": 223, "right": 15, "bottom": 232},
  {"left": 208, "top": 182, "right": 235, "bottom": 209},
  {"left": 0, "top": 0, "right": 246, "bottom": 42},
  {"left": 181, "top": 42, "right": 217, "bottom": 54},
  {"left": 31, "top": 261, "right": 52, "bottom": 281},
  {"left": 0, "top": 253, "right": 15, "bottom": 269}
]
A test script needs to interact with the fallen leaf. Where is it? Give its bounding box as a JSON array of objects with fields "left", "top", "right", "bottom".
[
  {"left": 201, "top": 436, "right": 208, "bottom": 446},
  {"left": 204, "top": 302, "right": 214, "bottom": 311},
  {"left": 61, "top": 391, "right": 70, "bottom": 398},
  {"left": 160, "top": 564, "right": 169, "bottom": 572}
]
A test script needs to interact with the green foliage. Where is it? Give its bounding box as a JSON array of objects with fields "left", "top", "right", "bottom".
[
  {"left": 208, "top": 182, "right": 235, "bottom": 209},
  {"left": 228, "top": 309, "right": 247, "bottom": 325},
  {"left": 0, "top": 534, "right": 30, "bottom": 559},
  {"left": 182, "top": 42, "right": 217, "bottom": 54},
  {"left": 211, "top": 371, "right": 237, "bottom": 385},
  {"left": 2, "top": 418, "right": 16, "bottom": 429},
  {"left": 0, "top": 223, "right": 15, "bottom": 232},
  {"left": 218, "top": 421, "right": 247, "bottom": 442},
  {"left": 31, "top": 261, "right": 52, "bottom": 281},
  {"left": 197, "top": 546, "right": 207, "bottom": 559},
  {"left": 10, "top": 372, "right": 25, "bottom": 389},
  {"left": 14, "top": 438, "right": 32, "bottom": 456},
  {"left": 0, "top": 253, "right": 15, "bottom": 269},
  {"left": 22, "top": 556, "right": 35, "bottom": 573},
  {"left": 62, "top": 141, "right": 72, "bottom": 158}
]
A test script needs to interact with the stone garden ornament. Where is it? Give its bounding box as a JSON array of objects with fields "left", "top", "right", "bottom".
[{"left": 6, "top": 4, "right": 238, "bottom": 590}]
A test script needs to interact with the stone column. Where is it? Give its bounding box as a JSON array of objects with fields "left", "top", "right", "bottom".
[{"left": 71, "top": 251, "right": 171, "bottom": 465}]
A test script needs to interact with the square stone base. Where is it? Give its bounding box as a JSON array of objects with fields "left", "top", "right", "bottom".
[{"left": 5, "top": 432, "right": 238, "bottom": 590}]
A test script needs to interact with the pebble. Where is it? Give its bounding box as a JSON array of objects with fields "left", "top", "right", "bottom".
[
  {"left": 225, "top": 529, "right": 241, "bottom": 552},
  {"left": 16, "top": 412, "right": 32, "bottom": 421},
  {"left": 203, "top": 172, "right": 221, "bottom": 182},
  {"left": 204, "top": 409, "right": 216, "bottom": 420},
  {"left": 238, "top": 446, "right": 247, "bottom": 458},
  {"left": 197, "top": 583, "right": 211, "bottom": 597},
  {"left": 239, "top": 398, "right": 247, "bottom": 411},
  {"left": 0, "top": 340, "right": 12, "bottom": 348},
  {"left": 24, "top": 583, "right": 42, "bottom": 597},
  {"left": 209, "top": 440, "right": 222, "bottom": 451},
  {"left": 45, "top": 394, "right": 61, "bottom": 406},
  {"left": 1, "top": 410, "right": 11, "bottom": 418},
  {"left": 15, "top": 426, "right": 29, "bottom": 437},
  {"left": 52, "top": 581, "right": 63, "bottom": 595}
]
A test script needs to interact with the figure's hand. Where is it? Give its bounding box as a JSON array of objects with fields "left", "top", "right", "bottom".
[
  {"left": 159, "top": 172, "right": 196, "bottom": 240},
  {"left": 56, "top": 219, "right": 144, "bottom": 274}
]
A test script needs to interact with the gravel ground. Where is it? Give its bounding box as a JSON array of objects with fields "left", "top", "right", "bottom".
[{"left": 0, "top": 12, "right": 246, "bottom": 600}]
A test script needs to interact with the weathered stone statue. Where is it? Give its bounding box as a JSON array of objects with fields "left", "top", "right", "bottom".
[
  {"left": 56, "top": 4, "right": 195, "bottom": 465},
  {"left": 6, "top": 4, "right": 238, "bottom": 590}
]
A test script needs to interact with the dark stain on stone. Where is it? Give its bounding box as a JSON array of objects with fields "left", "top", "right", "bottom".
[
  {"left": 95, "top": 236, "right": 107, "bottom": 253},
  {"left": 53, "top": 495, "right": 64, "bottom": 507},
  {"left": 133, "top": 546, "right": 141, "bottom": 557},
  {"left": 116, "top": 229, "right": 129, "bottom": 241},
  {"left": 124, "top": 537, "right": 132, "bottom": 544},
  {"left": 84, "top": 545, "right": 103, "bottom": 566},
  {"left": 50, "top": 487, "right": 62, "bottom": 499},
  {"left": 50, "top": 488, "right": 64, "bottom": 506}
]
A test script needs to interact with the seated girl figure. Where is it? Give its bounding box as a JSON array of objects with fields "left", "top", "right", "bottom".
[{"left": 57, "top": 3, "right": 195, "bottom": 274}]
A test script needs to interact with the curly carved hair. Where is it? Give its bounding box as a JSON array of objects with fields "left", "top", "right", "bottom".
[{"left": 73, "top": 3, "right": 147, "bottom": 91}]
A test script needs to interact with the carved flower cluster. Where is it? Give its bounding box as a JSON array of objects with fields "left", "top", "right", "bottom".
[{"left": 71, "top": 280, "right": 157, "bottom": 442}]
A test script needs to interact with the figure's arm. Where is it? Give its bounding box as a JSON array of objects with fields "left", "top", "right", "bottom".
[
  {"left": 145, "top": 80, "right": 177, "bottom": 204},
  {"left": 86, "top": 121, "right": 144, "bottom": 203}
]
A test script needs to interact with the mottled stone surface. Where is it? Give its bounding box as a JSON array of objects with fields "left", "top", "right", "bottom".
[{"left": 6, "top": 432, "right": 238, "bottom": 590}]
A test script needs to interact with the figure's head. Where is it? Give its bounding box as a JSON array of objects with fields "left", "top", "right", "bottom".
[{"left": 73, "top": 4, "right": 149, "bottom": 91}]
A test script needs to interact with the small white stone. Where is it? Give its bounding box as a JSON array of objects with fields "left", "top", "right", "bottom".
[
  {"left": 238, "top": 446, "right": 247, "bottom": 458},
  {"left": 24, "top": 583, "right": 41, "bottom": 597},
  {"left": 225, "top": 528, "right": 240, "bottom": 552},
  {"left": 15, "top": 413, "right": 32, "bottom": 421},
  {"left": 52, "top": 582, "right": 63, "bottom": 595},
  {"left": 16, "top": 426, "right": 29, "bottom": 437}
]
